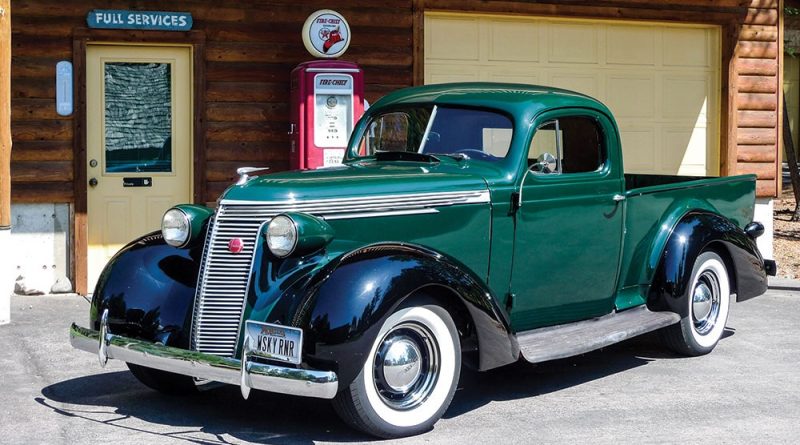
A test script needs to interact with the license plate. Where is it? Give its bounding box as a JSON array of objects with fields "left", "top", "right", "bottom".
[{"left": 244, "top": 321, "right": 303, "bottom": 365}]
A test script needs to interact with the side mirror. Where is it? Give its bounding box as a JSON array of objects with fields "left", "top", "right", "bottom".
[{"left": 532, "top": 152, "right": 557, "bottom": 174}]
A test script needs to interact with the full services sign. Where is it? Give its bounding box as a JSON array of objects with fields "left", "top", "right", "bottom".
[{"left": 87, "top": 10, "right": 193, "bottom": 31}]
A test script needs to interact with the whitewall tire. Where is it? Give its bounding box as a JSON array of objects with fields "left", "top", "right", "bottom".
[
  {"left": 660, "top": 251, "right": 731, "bottom": 356},
  {"left": 333, "top": 300, "right": 461, "bottom": 438}
]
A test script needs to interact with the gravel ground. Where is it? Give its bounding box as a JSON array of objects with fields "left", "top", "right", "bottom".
[{"left": 774, "top": 186, "right": 800, "bottom": 279}]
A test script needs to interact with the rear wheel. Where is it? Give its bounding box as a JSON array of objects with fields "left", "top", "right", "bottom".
[
  {"left": 127, "top": 363, "right": 198, "bottom": 395},
  {"left": 333, "top": 301, "right": 461, "bottom": 438},
  {"left": 660, "top": 251, "right": 731, "bottom": 356}
]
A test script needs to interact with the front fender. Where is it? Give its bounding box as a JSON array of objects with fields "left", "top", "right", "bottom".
[
  {"left": 648, "top": 211, "right": 768, "bottom": 316},
  {"left": 283, "top": 243, "right": 517, "bottom": 388},
  {"left": 90, "top": 231, "right": 202, "bottom": 349}
]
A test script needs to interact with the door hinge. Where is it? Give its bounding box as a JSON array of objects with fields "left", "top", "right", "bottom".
[{"left": 505, "top": 293, "right": 515, "bottom": 311}]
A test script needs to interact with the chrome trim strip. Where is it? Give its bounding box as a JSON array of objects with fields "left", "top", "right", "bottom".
[
  {"left": 322, "top": 208, "right": 439, "bottom": 220},
  {"left": 220, "top": 189, "right": 490, "bottom": 210},
  {"left": 70, "top": 323, "right": 338, "bottom": 400}
]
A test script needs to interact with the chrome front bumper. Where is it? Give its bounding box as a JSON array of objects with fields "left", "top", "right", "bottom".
[{"left": 69, "top": 316, "right": 338, "bottom": 400}]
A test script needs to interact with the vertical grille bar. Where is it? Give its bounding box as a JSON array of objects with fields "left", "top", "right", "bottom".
[{"left": 191, "top": 205, "right": 264, "bottom": 357}]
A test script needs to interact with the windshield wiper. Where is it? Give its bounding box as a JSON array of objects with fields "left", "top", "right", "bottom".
[
  {"left": 374, "top": 151, "right": 441, "bottom": 163},
  {"left": 438, "top": 153, "right": 469, "bottom": 161}
]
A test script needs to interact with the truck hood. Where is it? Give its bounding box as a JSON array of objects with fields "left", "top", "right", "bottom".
[{"left": 220, "top": 160, "right": 493, "bottom": 202}]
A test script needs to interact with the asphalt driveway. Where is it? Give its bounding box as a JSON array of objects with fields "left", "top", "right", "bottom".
[{"left": 1, "top": 283, "right": 798, "bottom": 444}]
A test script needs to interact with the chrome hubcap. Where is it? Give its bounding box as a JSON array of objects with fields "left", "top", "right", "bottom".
[
  {"left": 692, "top": 270, "right": 721, "bottom": 335},
  {"left": 373, "top": 323, "right": 439, "bottom": 410},
  {"left": 382, "top": 337, "right": 422, "bottom": 392}
]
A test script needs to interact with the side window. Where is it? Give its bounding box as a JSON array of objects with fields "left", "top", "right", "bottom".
[{"left": 528, "top": 116, "right": 605, "bottom": 174}]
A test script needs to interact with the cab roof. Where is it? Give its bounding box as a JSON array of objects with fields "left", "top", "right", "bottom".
[{"left": 369, "top": 82, "right": 613, "bottom": 119}]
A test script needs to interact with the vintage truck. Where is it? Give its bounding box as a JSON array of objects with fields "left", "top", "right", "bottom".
[{"left": 71, "top": 83, "right": 776, "bottom": 438}]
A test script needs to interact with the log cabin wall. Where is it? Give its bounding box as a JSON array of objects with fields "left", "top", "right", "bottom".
[
  {"left": 7, "top": 0, "right": 781, "bottom": 293},
  {"left": 734, "top": 0, "right": 782, "bottom": 197},
  {"left": 10, "top": 0, "right": 415, "bottom": 206}
]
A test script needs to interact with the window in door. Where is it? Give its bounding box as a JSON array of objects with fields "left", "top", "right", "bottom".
[
  {"left": 529, "top": 116, "right": 605, "bottom": 174},
  {"left": 104, "top": 62, "right": 173, "bottom": 173}
]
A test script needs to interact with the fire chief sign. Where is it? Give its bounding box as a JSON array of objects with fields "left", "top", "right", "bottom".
[{"left": 302, "top": 9, "right": 351, "bottom": 58}]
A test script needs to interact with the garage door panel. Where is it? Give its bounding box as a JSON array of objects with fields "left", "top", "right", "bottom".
[
  {"left": 488, "top": 70, "right": 540, "bottom": 84},
  {"left": 547, "top": 22, "right": 599, "bottom": 64},
  {"left": 606, "top": 26, "right": 656, "bottom": 66},
  {"left": 619, "top": 126, "right": 657, "bottom": 172},
  {"left": 427, "top": 64, "right": 480, "bottom": 84},
  {"left": 663, "top": 127, "right": 708, "bottom": 176},
  {"left": 489, "top": 20, "right": 540, "bottom": 62},
  {"left": 546, "top": 71, "right": 600, "bottom": 98},
  {"left": 425, "top": 13, "right": 719, "bottom": 177},
  {"left": 606, "top": 74, "right": 656, "bottom": 119},
  {"left": 662, "top": 76, "right": 710, "bottom": 119},
  {"left": 426, "top": 17, "right": 480, "bottom": 61},
  {"left": 662, "top": 28, "right": 711, "bottom": 67}
]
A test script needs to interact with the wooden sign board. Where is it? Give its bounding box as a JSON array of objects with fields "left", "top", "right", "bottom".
[{"left": 87, "top": 10, "right": 192, "bottom": 31}]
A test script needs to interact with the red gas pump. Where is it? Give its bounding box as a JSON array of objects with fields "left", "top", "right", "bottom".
[{"left": 289, "top": 60, "right": 365, "bottom": 170}]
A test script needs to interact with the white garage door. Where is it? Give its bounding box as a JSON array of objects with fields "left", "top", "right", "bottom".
[{"left": 425, "top": 13, "right": 721, "bottom": 176}]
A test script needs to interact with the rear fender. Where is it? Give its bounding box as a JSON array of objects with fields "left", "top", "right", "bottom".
[
  {"left": 648, "top": 211, "right": 768, "bottom": 316},
  {"left": 288, "top": 243, "right": 518, "bottom": 388}
]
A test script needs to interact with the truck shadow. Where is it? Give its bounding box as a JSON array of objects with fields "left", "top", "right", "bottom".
[
  {"left": 38, "top": 329, "right": 734, "bottom": 443},
  {"left": 446, "top": 328, "right": 734, "bottom": 419}
]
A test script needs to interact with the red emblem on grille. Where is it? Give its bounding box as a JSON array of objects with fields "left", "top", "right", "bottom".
[{"left": 228, "top": 238, "right": 244, "bottom": 254}]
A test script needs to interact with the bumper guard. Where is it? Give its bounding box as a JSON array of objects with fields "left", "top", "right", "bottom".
[{"left": 69, "top": 310, "right": 338, "bottom": 400}]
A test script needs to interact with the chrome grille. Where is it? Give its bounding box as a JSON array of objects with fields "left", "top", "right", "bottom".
[
  {"left": 191, "top": 205, "right": 264, "bottom": 357},
  {"left": 191, "top": 190, "right": 491, "bottom": 357}
]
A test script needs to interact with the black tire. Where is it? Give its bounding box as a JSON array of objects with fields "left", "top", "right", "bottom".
[
  {"left": 127, "top": 363, "right": 198, "bottom": 395},
  {"left": 332, "top": 301, "right": 461, "bottom": 438},
  {"left": 660, "top": 251, "right": 731, "bottom": 356}
]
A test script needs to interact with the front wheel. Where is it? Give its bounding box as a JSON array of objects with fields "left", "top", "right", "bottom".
[
  {"left": 333, "top": 301, "right": 461, "bottom": 438},
  {"left": 660, "top": 251, "right": 731, "bottom": 356}
]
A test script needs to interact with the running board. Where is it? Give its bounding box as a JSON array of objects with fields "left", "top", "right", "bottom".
[{"left": 517, "top": 306, "right": 681, "bottom": 363}]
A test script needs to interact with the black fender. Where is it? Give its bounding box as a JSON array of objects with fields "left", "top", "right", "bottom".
[
  {"left": 284, "top": 243, "right": 518, "bottom": 389},
  {"left": 648, "top": 211, "right": 768, "bottom": 316},
  {"left": 90, "top": 231, "right": 202, "bottom": 349}
]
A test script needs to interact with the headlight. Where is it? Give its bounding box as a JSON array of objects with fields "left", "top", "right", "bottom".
[
  {"left": 266, "top": 215, "right": 298, "bottom": 258},
  {"left": 162, "top": 208, "right": 191, "bottom": 247}
]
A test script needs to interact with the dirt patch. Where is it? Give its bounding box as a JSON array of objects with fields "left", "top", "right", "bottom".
[{"left": 774, "top": 186, "right": 800, "bottom": 279}]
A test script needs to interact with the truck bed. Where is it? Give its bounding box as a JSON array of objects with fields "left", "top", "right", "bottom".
[{"left": 616, "top": 173, "right": 758, "bottom": 307}]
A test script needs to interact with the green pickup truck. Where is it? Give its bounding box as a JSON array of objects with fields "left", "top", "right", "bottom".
[{"left": 71, "top": 83, "right": 775, "bottom": 438}]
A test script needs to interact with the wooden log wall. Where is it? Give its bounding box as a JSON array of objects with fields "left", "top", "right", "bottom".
[
  {"left": 10, "top": 0, "right": 414, "bottom": 205},
  {"left": 734, "top": 0, "right": 781, "bottom": 197},
  {"left": 8, "top": 0, "right": 782, "bottom": 206},
  {"left": 1, "top": 0, "right": 10, "bottom": 228}
]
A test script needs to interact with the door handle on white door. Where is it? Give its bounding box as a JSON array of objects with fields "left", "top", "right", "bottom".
[{"left": 89, "top": 178, "right": 98, "bottom": 187}]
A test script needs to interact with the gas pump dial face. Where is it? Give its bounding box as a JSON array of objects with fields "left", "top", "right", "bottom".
[{"left": 326, "top": 96, "right": 338, "bottom": 108}]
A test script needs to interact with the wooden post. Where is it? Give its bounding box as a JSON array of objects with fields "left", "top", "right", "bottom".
[
  {"left": 0, "top": 0, "right": 9, "bottom": 230},
  {"left": 783, "top": 96, "right": 800, "bottom": 220},
  {"left": 0, "top": 0, "right": 11, "bottom": 323}
]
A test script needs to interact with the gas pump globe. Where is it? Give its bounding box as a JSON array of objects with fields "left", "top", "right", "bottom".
[{"left": 290, "top": 10, "right": 365, "bottom": 170}]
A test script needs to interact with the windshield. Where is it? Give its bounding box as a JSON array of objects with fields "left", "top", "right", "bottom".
[{"left": 354, "top": 105, "right": 513, "bottom": 162}]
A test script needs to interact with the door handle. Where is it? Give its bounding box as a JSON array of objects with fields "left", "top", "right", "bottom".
[
  {"left": 613, "top": 194, "right": 625, "bottom": 202},
  {"left": 89, "top": 177, "right": 98, "bottom": 187}
]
